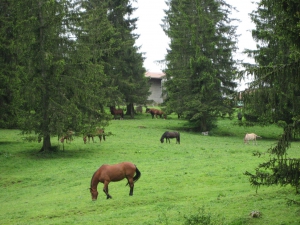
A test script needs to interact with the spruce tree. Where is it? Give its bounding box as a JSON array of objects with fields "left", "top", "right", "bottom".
[
  {"left": 241, "top": 0, "right": 300, "bottom": 193},
  {"left": 0, "top": 0, "right": 20, "bottom": 128},
  {"left": 241, "top": 0, "right": 300, "bottom": 125},
  {"left": 163, "top": 0, "right": 238, "bottom": 131},
  {"left": 6, "top": 0, "right": 116, "bottom": 151},
  {"left": 105, "top": 0, "right": 149, "bottom": 117}
]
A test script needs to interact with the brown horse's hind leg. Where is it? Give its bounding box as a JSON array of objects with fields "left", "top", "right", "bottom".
[
  {"left": 103, "top": 181, "right": 112, "bottom": 199},
  {"left": 127, "top": 178, "right": 134, "bottom": 196}
]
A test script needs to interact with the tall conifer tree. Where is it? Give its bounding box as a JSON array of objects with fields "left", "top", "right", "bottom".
[
  {"left": 6, "top": 0, "right": 117, "bottom": 151},
  {"left": 163, "top": 0, "right": 237, "bottom": 131},
  {"left": 0, "top": 0, "right": 20, "bottom": 128},
  {"left": 241, "top": 0, "right": 300, "bottom": 193},
  {"left": 105, "top": 0, "right": 149, "bottom": 117},
  {"left": 241, "top": 0, "right": 300, "bottom": 124}
]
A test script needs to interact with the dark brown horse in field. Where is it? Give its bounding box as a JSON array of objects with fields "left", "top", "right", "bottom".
[
  {"left": 146, "top": 108, "right": 166, "bottom": 119},
  {"left": 89, "top": 162, "right": 141, "bottom": 200},
  {"left": 160, "top": 131, "right": 180, "bottom": 144},
  {"left": 83, "top": 128, "right": 105, "bottom": 144},
  {"left": 110, "top": 106, "right": 124, "bottom": 120}
]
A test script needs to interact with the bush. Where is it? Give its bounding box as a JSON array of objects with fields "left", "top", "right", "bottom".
[{"left": 183, "top": 207, "right": 213, "bottom": 225}]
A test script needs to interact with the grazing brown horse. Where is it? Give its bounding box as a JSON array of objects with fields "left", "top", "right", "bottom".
[
  {"left": 146, "top": 108, "right": 166, "bottom": 119},
  {"left": 160, "top": 131, "right": 180, "bottom": 144},
  {"left": 110, "top": 106, "right": 124, "bottom": 120},
  {"left": 89, "top": 162, "right": 141, "bottom": 200},
  {"left": 60, "top": 130, "right": 74, "bottom": 143},
  {"left": 83, "top": 128, "right": 105, "bottom": 144}
]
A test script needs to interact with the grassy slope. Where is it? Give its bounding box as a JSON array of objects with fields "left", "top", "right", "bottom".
[{"left": 0, "top": 113, "right": 300, "bottom": 224}]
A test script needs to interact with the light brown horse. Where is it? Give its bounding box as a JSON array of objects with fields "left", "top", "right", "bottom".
[
  {"left": 146, "top": 108, "right": 166, "bottom": 119},
  {"left": 90, "top": 162, "right": 141, "bottom": 200},
  {"left": 110, "top": 106, "right": 124, "bottom": 120},
  {"left": 60, "top": 130, "right": 74, "bottom": 143},
  {"left": 83, "top": 128, "right": 105, "bottom": 144}
]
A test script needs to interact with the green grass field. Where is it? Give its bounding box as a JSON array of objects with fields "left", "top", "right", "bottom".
[{"left": 1, "top": 112, "right": 300, "bottom": 224}]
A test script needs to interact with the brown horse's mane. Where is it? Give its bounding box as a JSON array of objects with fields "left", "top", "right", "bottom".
[{"left": 90, "top": 171, "right": 97, "bottom": 188}]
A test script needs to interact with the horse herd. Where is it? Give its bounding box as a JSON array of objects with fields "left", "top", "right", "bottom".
[
  {"left": 55, "top": 106, "right": 261, "bottom": 201},
  {"left": 109, "top": 106, "right": 167, "bottom": 120},
  {"left": 59, "top": 106, "right": 167, "bottom": 145},
  {"left": 89, "top": 132, "right": 261, "bottom": 201},
  {"left": 59, "top": 128, "right": 106, "bottom": 145}
]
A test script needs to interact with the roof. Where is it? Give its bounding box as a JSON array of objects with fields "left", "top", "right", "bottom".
[{"left": 145, "top": 71, "right": 165, "bottom": 79}]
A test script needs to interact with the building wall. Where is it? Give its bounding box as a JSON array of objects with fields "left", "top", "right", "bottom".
[{"left": 148, "top": 78, "right": 163, "bottom": 103}]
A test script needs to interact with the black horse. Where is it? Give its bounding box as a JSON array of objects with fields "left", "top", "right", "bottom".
[{"left": 160, "top": 131, "right": 180, "bottom": 144}]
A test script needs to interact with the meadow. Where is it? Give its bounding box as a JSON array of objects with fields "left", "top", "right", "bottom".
[{"left": 1, "top": 112, "right": 300, "bottom": 225}]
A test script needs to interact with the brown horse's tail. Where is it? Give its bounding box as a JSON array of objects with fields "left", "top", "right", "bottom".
[
  {"left": 126, "top": 166, "right": 141, "bottom": 186},
  {"left": 134, "top": 167, "right": 141, "bottom": 182}
]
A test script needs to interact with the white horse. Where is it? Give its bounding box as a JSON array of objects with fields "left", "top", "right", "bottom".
[
  {"left": 244, "top": 133, "right": 261, "bottom": 145},
  {"left": 202, "top": 131, "right": 209, "bottom": 136}
]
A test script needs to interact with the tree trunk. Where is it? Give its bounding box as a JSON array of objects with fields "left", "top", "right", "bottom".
[
  {"left": 40, "top": 133, "right": 51, "bottom": 152},
  {"left": 38, "top": 1, "right": 52, "bottom": 152},
  {"left": 200, "top": 119, "right": 207, "bottom": 132},
  {"left": 126, "top": 103, "right": 134, "bottom": 118},
  {"left": 39, "top": 90, "right": 52, "bottom": 152}
]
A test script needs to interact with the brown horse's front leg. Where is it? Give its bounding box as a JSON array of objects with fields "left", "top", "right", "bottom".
[{"left": 103, "top": 182, "right": 112, "bottom": 199}]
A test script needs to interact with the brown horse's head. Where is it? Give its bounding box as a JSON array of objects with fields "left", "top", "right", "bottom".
[
  {"left": 60, "top": 136, "right": 65, "bottom": 143},
  {"left": 83, "top": 136, "right": 87, "bottom": 144},
  {"left": 90, "top": 188, "right": 98, "bottom": 200}
]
